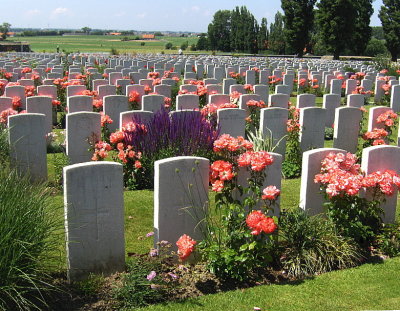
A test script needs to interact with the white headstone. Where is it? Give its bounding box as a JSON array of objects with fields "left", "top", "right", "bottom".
[
  {"left": 66, "top": 112, "right": 101, "bottom": 164},
  {"left": 8, "top": 113, "right": 47, "bottom": 181},
  {"left": 64, "top": 162, "right": 125, "bottom": 281},
  {"left": 217, "top": 108, "right": 246, "bottom": 137},
  {"left": 103, "top": 95, "right": 129, "bottom": 131},
  {"left": 142, "top": 94, "right": 164, "bottom": 113},
  {"left": 361, "top": 145, "right": 400, "bottom": 223},
  {"left": 154, "top": 156, "right": 209, "bottom": 246},
  {"left": 26, "top": 96, "right": 53, "bottom": 134},
  {"left": 333, "top": 107, "right": 362, "bottom": 153},
  {"left": 299, "top": 107, "right": 326, "bottom": 152},
  {"left": 300, "top": 148, "right": 346, "bottom": 215}
]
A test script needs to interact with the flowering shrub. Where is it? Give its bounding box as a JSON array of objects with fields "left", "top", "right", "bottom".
[
  {"left": 360, "top": 109, "right": 398, "bottom": 153},
  {"left": 282, "top": 104, "right": 302, "bottom": 178},
  {"left": 198, "top": 134, "right": 279, "bottom": 281},
  {"left": 315, "top": 152, "right": 400, "bottom": 245},
  {"left": 96, "top": 108, "right": 219, "bottom": 189},
  {"left": 245, "top": 99, "right": 267, "bottom": 135}
]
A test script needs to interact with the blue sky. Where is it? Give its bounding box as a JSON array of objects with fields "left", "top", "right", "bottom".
[{"left": 0, "top": 0, "right": 384, "bottom": 32}]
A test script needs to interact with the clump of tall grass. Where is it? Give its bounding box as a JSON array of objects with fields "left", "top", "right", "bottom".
[
  {"left": 278, "top": 209, "right": 361, "bottom": 278},
  {"left": 0, "top": 135, "right": 61, "bottom": 310}
]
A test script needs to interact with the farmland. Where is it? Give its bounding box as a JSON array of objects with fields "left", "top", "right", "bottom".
[{"left": 8, "top": 35, "right": 199, "bottom": 54}]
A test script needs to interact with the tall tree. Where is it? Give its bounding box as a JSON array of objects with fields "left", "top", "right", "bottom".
[
  {"left": 316, "top": 0, "right": 357, "bottom": 60},
  {"left": 269, "top": 12, "right": 286, "bottom": 54},
  {"left": 208, "top": 10, "right": 231, "bottom": 52},
  {"left": 0, "top": 22, "right": 11, "bottom": 40},
  {"left": 351, "top": 0, "right": 374, "bottom": 55},
  {"left": 81, "top": 27, "right": 92, "bottom": 34},
  {"left": 258, "top": 18, "right": 268, "bottom": 51},
  {"left": 281, "top": 0, "right": 317, "bottom": 57},
  {"left": 379, "top": 0, "right": 400, "bottom": 62}
]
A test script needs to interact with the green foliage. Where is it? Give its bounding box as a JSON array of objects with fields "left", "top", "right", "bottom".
[
  {"left": 379, "top": 0, "right": 400, "bottom": 61},
  {"left": 278, "top": 209, "right": 361, "bottom": 278},
  {"left": 75, "top": 274, "right": 105, "bottom": 297},
  {"left": 110, "top": 47, "right": 119, "bottom": 55},
  {"left": 324, "top": 127, "right": 334, "bottom": 140},
  {"left": 371, "top": 26, "right": 385, "bottom": 40},
  {"left": 0, "top": 127, "right": 9, "bottom": 164},
  {"left": 258, "top": 18, "right": 268, "bottom": 51},
  {"left": 208, "top": 6, "right": 261, "bottom": 53},
  {"left": 282, "top": 108, "right": 302, "bottom": 179},
  {"left": 81, "top": 27, "right": 91, "bottom": 34},
  {"left": 180, "top": 42, "right": 188, "bottom": 50},
  {"left": 324, "top": 194, "right": 383, "bottom": 246},
  {"left": 316, "top": 0, "right": 357, "bottom": 59},
  {"left": 281, "top": 0, "right": 317, "bottom": 57},
  {"left": 51, "top": 152, "right": 69, "bottom": 189},
  {"left": 247, "top": 128, "right": 283, "bottom": 152},
  {"left": 351, "top": 0, "right": 373, "bottom": 55},
  {"left": 0, "top": 22, "right": 11, "bottom": 40},
  {"left": 208, "top": 10, "right": 231, "bottom": 52},
  {"left": 200, "top": 200, "right": 276, "bottom": 281},
  {"left": 165, "top": 42, "right": 173, "bottom": 50},
  {"left": 269, "top": 12, "right": 286, "bottom": 54},
  {"left": 196, "top": 34, "right": 208, "bottom": 50},
  {"left": 141, "top": 42, "right": 146, "bottom": 46},
  {"left": 375, "top": 223, "right": 400, "bottom": 257},
  {"left": 0, "top": 166, "right": 61, "bottom": 310},
  {"left": 114, "top": 257, "right": 166, "bottom": 309},
  {"left": 365, "top": 38, "right": 388, "bottom": 57}
]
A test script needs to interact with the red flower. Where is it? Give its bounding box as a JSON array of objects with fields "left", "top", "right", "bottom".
[
  {"left": 176, "top": 234, "right": 196, "bottom": 261},
  {"left": 237, "top": 151, "right": 274, "bottom": 171},
  {"left": 246, "top": 210, "right": 277, "bottom": 235},
  {"left": 262, "top": 186, "right": 280, "bottom": 201}
]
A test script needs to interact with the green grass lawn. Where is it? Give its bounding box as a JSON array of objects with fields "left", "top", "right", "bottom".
[
  {"left": 41, "top": 87, "right": 400, "bottom": 310},
  {"left": 140, "top": 257, "right": 400, "bottom": 311},
  {"left": 9, "top": 35, "right": 199, "bottom": 54}
]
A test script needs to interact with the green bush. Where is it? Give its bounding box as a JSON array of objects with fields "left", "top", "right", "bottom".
[
  {"left": 0, "top": 166, "right": 61, "bottom": 310},
  {"left": 375, "top": 223, "right": 400, "bottom": 257},
  {"left": 278, "top": 209, "right": 361, "bottom": 278},
  {"left": 365, "top": 38, "right": 388, "bottom": 57}
]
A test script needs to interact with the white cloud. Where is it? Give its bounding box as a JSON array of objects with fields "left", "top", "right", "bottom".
[
  {"left": 136, "top": 13, "right": 147, "bottom": 19},
  {"left": 114, "top": 12, "right": 126, "bottom": 17},
  {"left": 191, "top": 6, "right": 200, "bottom": 12},
  {"left": 25, "top": 9, "right": 40, "bottom": 17},
  {"left": 203, "top": 10, "right": 211, "bottom": 17},
  {"left": 51, "top": 7, "right": 69, "bottom": 19}
]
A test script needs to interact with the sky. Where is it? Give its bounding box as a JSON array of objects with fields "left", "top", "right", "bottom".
[{"left": 0, "top": 0, "right": 384, "bottom": 32}]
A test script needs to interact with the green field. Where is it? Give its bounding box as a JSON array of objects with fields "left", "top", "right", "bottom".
[{"left": 8, "top": 35, "right": 199, "bottom": 54}]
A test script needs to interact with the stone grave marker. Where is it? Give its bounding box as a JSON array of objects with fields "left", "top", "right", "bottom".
[{"left": 64, "top": 162, "right": 125, "bottom": 281}]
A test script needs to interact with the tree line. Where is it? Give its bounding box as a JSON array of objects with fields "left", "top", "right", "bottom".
[{"left": 202, "top": 0, "right": 400, "bottom": 61}]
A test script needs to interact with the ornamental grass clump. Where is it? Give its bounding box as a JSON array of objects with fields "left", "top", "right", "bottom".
[
  {"left": 0, "top": 165, "right": 61, "bottom": 310},
  {"left": 278, "top": 209, "right": 361, "bottom": 278}
]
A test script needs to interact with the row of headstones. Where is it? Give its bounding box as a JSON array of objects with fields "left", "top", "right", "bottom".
[
  {"left": 8, "top": 99, "right": 400, "bottom": 186},
  {"left": 0, "top": 53, "right": 382, "bottom": 87},
  {"left": 61, "top": 143, "right": 399, "bottom": 281},
  {"left": 1, "top": 52, "right": 377, "bottom": 75}
]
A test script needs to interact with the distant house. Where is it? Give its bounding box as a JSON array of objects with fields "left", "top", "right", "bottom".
[
  {"left": 142, "top": 34, "right": 155, "bottom": 40},
  {"left": 109, "top": 32, "right": 122, "bottom": 36},
  {"left": 0, "top": 32, "right": 15, "bottom": 39}
]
